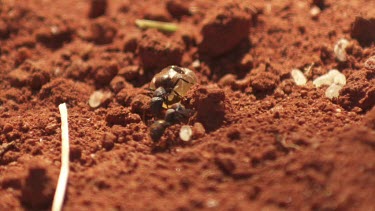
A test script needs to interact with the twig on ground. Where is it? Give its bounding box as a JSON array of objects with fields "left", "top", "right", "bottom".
[
  {"left": 135, "top": 19, "right": 178, "bottom": 32},
  {"left": 52, "top": 103, "right": 70, "bottom": 211}
]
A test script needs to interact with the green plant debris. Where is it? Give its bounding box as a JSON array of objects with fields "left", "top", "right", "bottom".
[{"left": 135, "top": 19, "right": 178, "bottom": 32}]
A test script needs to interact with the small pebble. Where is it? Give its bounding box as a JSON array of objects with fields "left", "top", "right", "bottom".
[
  {"left": 88, "top": 90, "right": 112, "bottom": 108},
  {"left": 192, "top": 122, "right": 205, "bottom": 138},
  {"left": 334, "top": 38, "right": 350, "bottom": 62},
  {"left": 310, "top": 6, "right": 321, "bottom": 18},
  {"left": 179, "top": 125, "right": 193, "bottom": 142},
  {"left": 218, "top": 74, "right": 237, "bottom": 87},
  {"left": 364, "top": 56, "right": 375, "bottom": 70},
  {"left": 192, "top": 60, "right": 201, "bottom": 68},
  {"left": 291, "top": 69, "right": 307, "bottom": 86},
  {"left": 206, "top": 199, "right": 219, "bottom": 208}
]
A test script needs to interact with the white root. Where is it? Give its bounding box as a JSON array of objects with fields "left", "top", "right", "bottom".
[{"left": 52, "top": 103, "right": 70, "bottom": 211}]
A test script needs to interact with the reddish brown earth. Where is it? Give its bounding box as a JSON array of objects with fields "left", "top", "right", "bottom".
[{"left": 1, "top": 0, "right": 375, "bottom": 210}]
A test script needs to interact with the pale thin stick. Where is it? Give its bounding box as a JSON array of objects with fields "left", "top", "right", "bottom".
[
  {"left": 52, "top": 103, "right": 70, "bottom": 211},
  {"left": 135, "top": 19, "right": 178, "bottom": 32}
]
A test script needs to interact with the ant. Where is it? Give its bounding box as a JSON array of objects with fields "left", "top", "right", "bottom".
[
  {"left": 147, "top": 65, "right": 197, "bottom": 116},
  {"left": 147, "top": 65, "right": 197, "bottom": 142},
  {"left": 149, "top": 103, "right": 193, "bottom": 141}
]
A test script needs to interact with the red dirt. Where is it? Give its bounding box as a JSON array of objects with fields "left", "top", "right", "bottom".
[{"left": 0, "top": 0, "right": 375, "bottom": 210}]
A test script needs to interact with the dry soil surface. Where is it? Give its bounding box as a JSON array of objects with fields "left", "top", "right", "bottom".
[{"left": 0, "top": 0, "right": 375, "bottom": 210}]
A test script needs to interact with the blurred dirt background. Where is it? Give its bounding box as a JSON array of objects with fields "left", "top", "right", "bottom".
[{"left": 0, "top": 0, "right": 374, "bottom": 210}]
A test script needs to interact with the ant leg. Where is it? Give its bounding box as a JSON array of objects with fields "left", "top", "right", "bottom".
[
  {"left": 144, "top": 87, "right": 155, "bottom": 97},
  {"left": 172, "top": 90, "right": 183, "bottom": 98},
  {"left": 170, "top": 77, "right": 193, "bottom": 98},
  {"left": 173, "top": 77, "right": 193, "bottom": 87}
]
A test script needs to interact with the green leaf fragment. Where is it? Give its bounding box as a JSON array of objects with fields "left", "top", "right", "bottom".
[{"left": 135, "top": 19, "right": 178, "bottom": 32}]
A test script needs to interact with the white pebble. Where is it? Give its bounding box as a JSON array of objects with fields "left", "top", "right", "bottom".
[
  {"left": 334, "top": 38, "right": 350, "bottom": 62},
  {"left": 206, "top": 199, "right": 219, "bottom": 208},
  {"left": 88, "top": 90, "right": 112, "bottom": 108},
  {"left": 310, "top": 6, "right": 321, "bottom": 18},
  {"left": 192, "top": 60, "right": 201, "bottom": 68},
  {"left": 179, "top": 125, "right": 193, "bottom": 142},
  {"left": 325, "top": 84, "right": 343, "bottom": 99},
  {"left": 291, "top": 69, "right": 307, "bottom": 86}
]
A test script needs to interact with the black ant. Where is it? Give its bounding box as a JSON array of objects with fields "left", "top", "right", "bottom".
[
  {"left": 149, "top": 103, "right": 193, "bottom": 141},
  {"left": 147, "top": 65, "right": 197, "bottom": 116}
]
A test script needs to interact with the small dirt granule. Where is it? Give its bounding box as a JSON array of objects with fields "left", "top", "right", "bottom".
[
  {"left": 218, "top": 74, "right": 237, "bottom": 88},
  {"left": 35, "top": 20, "right": 73, "bottom": 48},
  {"left": 166, "top": 0, "right": 191, "bottom": 19},
  {"left": 20, "top": 159, "right": 57, "bottom": 209},
  {"left": 110, "top": 76, "right": 130, "bottom": 93},
  {"left": 88, "top": 0, "right": 107, "bottom": 18},
  {"left": 250, "top": 72, "right": 279, "bottom": 92},
  {"left": 130, "top": 94, "right": 151, "bottom": 115},
  {"left": 197, "top": 1, "right": 252, "bottom": 57},
  {"left": 7, "top": 68, "right": 30, "bottom": 87},
  {"left": 106, "top": 107, "right": 141, "bottom": 126},
  {"left": 118, "top": 65, "right": 140, "bottom": 81},
  {"left": 309, "top": 0, "right": 326, "bottom": 9},
  {"left": 338, "top": 68, "right": 375, "bottom": 111},
  {"left": 226, "top": 128, "right": 241, "bottom": 140},
  {"left": 65, "top": 60, "right": 90, "bottom": 80},
  {"left": 83, "top": 17, "right": 117, "bottom": 44},
  {"left": 350, "top": 16, "right": 375, "bottom": 46},
  {"left": 92, "top": 61, "right": 118, "bottom": 86},
  {"left": 88, "top": 90, "right": 112, "bottom": 108},
  {"left": 29, "top": 70, "right": 50, "bottom": 90},
  {"left": 39, "top": 78, "right": 92, "bottom": 105},
  {"left": 189, "top": 85, "right": 226, "bottom": 131},
  {"left": 0, "top": 20, "right": 10, "bottom": 38},
  {"left": 123, "top": 32, "right": 139, "bottom": 52},
  {"left": 142, "top": 5, "right": 172, "bottom": 22},
  {"left": 192, "top": 122, "right": 205, "bottom": 138},
  {"left": 138, "top": 29, "right": 184, "bottom": 70},
  {"left": 364, "top": 56, "right": 375, "bottom": 70},
  {"left": 101, "top": 132, "right": 117, "bottom": 150},
  {"left": 363, "top": 107, "right": 375, "bottom": 130},
  {"left": 70, "top": 145, "right": 82, "bottom": 161}
]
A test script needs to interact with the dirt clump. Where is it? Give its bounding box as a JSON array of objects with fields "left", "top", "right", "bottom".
[
  {"left": 39, "top": 78, "right": 92, "bottom": 105},
  {"left": 88, "top": 0, "right": 107, "bottom": 19},
  {"left": 138, "top": 29, "right": 184, "bottom": 70},
  {"left": 350, "top": 15, "right": 375, "bottom": 46},
  {"left": 81, "top": 17, "right": 117, "bottom": 45},
  {"left": 197, "top": 1, "right": 252, "bottom": 58},
  {"left": 20, "top": 158, "right": 58, "bottom": 210},
  {"left": 35, "top": 19, "right": 74, "bottom": 49},
  {"left": 1, "top": 0, "right": 375, "bottom": 210},
  {"left": 166, "top": 0, "right": 191, "bottom": 19},
  {"left": 338, "top": 68, "right": 375, "bottom": 111},
  {"left": 188, "top": 85, "right": 227, "bottom": 131}
]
